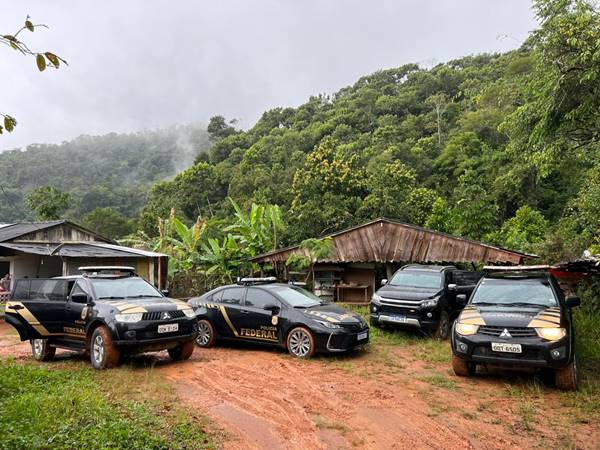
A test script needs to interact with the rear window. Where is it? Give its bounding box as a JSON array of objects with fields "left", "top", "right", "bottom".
[
  {"left": 12, "top": 279, "right": 69, "bottom": 301},
  {"left": 471, "top": 278, "right": 558, "bottom": 307}
]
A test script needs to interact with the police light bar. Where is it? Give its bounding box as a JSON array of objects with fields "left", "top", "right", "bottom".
[
  {"left": 78, "top": 266, "right": 137, "bottom": 277},
  {"left": 237, "top": 277, "right": 277, "bottom": 285}
]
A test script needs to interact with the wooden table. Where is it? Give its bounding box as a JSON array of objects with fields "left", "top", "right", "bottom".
[{"left": 335, "top": 284, "right": 369, "bottom": 303}]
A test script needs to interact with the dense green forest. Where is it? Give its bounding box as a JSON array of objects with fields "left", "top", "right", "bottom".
[
  {"left": 0, "top": 124, "right": 210, "bottom": 228},
  {"left": 140, "top": 0, "right": 600, "bottom": 263}
]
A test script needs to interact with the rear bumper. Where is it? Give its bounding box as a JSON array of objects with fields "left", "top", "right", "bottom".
[{"left": 451, "top": 327, "right": 573, "bottom": 369}]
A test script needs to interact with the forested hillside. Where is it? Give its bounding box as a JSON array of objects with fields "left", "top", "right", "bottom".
[
  {"left": 0, "top": 124, "right": 210, "bottom": 223},
  {"left": 141, "top": 0, "right": 600, "bottom": 262}
]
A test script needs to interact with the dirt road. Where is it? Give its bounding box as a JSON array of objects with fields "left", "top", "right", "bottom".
[{"left": 1, "top": 323, "right": 597, "bottom": 449}]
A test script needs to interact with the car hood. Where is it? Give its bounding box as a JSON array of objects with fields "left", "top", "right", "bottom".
[
  {"left": 458, "top": 304, "right": 562, "bottom": 328},
  {"left": 103, "top": 297, "right": 192, "bottom": 313},
  {"left": 301, "top": 304, "right": 366, "bottom": 326},
  {"left": 376, "top": 285, "right": 441, "bottom": 301}
]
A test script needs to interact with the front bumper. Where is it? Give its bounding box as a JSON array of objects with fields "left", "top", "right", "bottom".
[
  {"left": 315, "top": 327, "right": 370, "bottom": 352},
  {"left": 113, "top": 318, "right": 198, "bottom": 348},
  {"left": 451, "top": 329, "right": 573, "bottom": 369},
  {"left": 370, "top": 306, "right": 441, "bottom": 330}
]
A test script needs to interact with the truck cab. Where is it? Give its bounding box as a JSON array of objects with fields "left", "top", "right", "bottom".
[{"left": 370, "top": 264, "right": 482, "bottom": 339}]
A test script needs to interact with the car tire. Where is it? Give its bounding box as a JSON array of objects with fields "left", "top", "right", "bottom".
[
  {"left": 286, "top": 327, "right": 315, "bottom": 359},
  {"left": 30, "top": 339, "right": 55, "bottom": 362},
  {"left": 90, "top": 326, "right": 120, "bottom": 370},
  {"left": 195, "top": 319, "right": 216, "bottom": 348},
  {"left": 452, "top": 354, "right": 475, "bottom": 377},
  {"left": 555, "top": 355, "right": 579, "bottom": 391},
  {"left": 168, "top": 340, "right": 195, "bottom": 361},
  {"left": 433, "top": 310, "right": 451, "bottom": 340}
]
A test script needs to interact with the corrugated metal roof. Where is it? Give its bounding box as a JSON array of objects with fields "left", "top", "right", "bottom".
[
  {"left": 0, "top": 221, "right": 65, "bottom": 243},
  {"left": 250, "top": 218, "right": 535, "bottom": 265},
  {"left": 0, "top": 241, "right": 166, "bottom": 258}
]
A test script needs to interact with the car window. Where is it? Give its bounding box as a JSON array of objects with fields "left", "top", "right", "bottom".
[
  {"left": 209, "top": 289, "right": 223, "bottom": 302},
  {"left": 70, "top": 280, "right": 90, "bottom": 299},
  {"left": 471, "top": 278, "right": 558, "bottom": 307},
  {"left": 220, "top": 287, "right": 244, "bottom": 305},
  {"left": 89, "top": 277, "right": 162, "bottom": 299},
  {"left": 12, "top": 279, "right": 30, "bottom": 299},
  {"left": 245, "top": 288, "right": 280, "bottom": 309},
  {"left": 389, "top": 271, "right": 442, "bottom": 289},
  {"left": 15, "top": 279, "right": 69, "bottom": 301}
]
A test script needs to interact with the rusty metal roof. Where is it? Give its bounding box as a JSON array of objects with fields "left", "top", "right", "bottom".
[{"left": 250, "top": 218, "right": 535, "bottom": 265}]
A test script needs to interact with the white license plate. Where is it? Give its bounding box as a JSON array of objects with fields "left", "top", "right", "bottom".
[
  {"left": 492, "top": 342, "right": 522, "bottom": 353},
  {"left": 357, "top": 331, "right": 368, "bottom": 340},
  {"left": 388, "top": 315, "right": 407, "bottom": 323},
  {"left": 158, "top": 323, "right": 179, "bottom": 333}
]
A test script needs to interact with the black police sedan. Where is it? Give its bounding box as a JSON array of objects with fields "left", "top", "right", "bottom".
[
  {"left": 451, "top": 266, "right": 580, "bottom": 390},
  {"left": 4, "top": 267, "right": 198, "bottom": 369},
  {"left": 188, "top": 278, "right": 369, "bottom": 358}
]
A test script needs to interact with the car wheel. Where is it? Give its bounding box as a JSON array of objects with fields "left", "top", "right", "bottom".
[
  {"left": 30, "top": 339, "right": 55, "bottom": 362},
  {"left": 168, "top": 340, "right": 195, "bottom": 361},
  {"left": 452, "top": 354, "right": 475, "bottom": 377},
  {"left": 555, "top": 355, "right": 579, "bottom": 391},
  {"left": 286, "top": 327, "right": 315, "bottom": 359},
  {"left": 433, "top": 310, "right": 451, "bottom": 340},
  {"left": 90, "top": 326, "right": 120, "bottom": 370},
  {"left": 195, "top": 319, "right": 216, "bottom": 348}
]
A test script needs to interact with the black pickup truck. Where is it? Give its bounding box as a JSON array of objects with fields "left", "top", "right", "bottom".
[
  {"left": 370, "top": 264, "right": 482, "bottom": 339},
  {"left": 4, "top": 266, "right": 198, "bottom": 369}
]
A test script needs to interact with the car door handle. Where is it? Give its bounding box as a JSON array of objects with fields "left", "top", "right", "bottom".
[
  {"left": 240, "top": 310, "right": 250, "bottom": 314},
  {"left": 12, "top": 305, "right": 23, "bottom": 310}
]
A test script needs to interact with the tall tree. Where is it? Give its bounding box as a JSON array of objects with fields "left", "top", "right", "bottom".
[{"left": 25, "top": 186, "right": 71, "bottom": 220}]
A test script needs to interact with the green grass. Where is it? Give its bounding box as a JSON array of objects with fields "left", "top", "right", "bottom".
[
  {"left": 417, "top": 373, "right": 458, "bottom": 390},
  {"left": 0, "top": 359, "right": 216, "bottom": 450}
]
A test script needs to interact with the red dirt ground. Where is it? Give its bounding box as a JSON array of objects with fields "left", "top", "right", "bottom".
[{"left": 1, "top": 322, "right": 597, "bottom": 449}]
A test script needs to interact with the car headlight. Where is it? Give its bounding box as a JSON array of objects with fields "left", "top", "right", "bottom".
[
  {"left": 315, "top": 320, "right": 342, "bottom": 329},
  {"left": 115, "top": 313, "right": 143, "bottom": 323},
  {"left": 421, "top": 297, "right": 439, "bottom": 308},
  {"left": 456, "top": 322, "right": 479, "bottom": 336},
  {"left": 536, "top": 327, "right": 566, "bottom": 341},
  {"left": 371, "top": 293, "right": 382, "bottom": 304},
  {"left": 183, "top": 308, "right": 196, "bottom": 318}
]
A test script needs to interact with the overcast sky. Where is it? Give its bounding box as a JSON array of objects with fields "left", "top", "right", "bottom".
[{"left": 0, "top": 1, "right": 537, "bottom": 151}]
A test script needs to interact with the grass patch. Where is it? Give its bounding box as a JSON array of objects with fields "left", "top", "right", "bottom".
[
  {"left": 0, "top": 358, "right": 216, "bottom": 450},
  {"left": 417, "top": 373, "right": 458, "bottom": 390},
  {"left": 313, "top": 414, "right": 350, "bottom": 434},
  {"left": 515, "top": 400, "right": 537, "bottom": 432}
]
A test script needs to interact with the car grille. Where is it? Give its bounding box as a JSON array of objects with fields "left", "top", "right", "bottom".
[
  {"left": 142, "top": 310, "right": 185, "bottom": 321},
  {"left": 478, "top": 326, "right": 537, "bottom": 338},
  {"left": 341, "top": 322, "right": 364, "bottom": 332}
]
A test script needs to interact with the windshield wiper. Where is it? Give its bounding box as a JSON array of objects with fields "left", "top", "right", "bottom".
[
  {"left": 472, "top": 301, "right": 502, "bottom": 306},
  {"left": 124, "top": 295, "right": 162, "bottom": 299},
  {"left": 99, "top": 296, "right": 125, "bottom": 300},
  {"left": 506, "top": 302, "right": 551, "bottom": 308}
]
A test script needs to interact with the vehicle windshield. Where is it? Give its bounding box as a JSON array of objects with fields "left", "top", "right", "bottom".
[
  {"left": 268, "top": 285, "right": 324, "bottom": 308},
  {"left": 471, "top": 278, "right": 558, "bottom": 307},
  {"left": 389, "top": 271, "right": 442, "bottom": 289},
  {"left": 90, "top": 277, "right": 162, "bottom": 299}
]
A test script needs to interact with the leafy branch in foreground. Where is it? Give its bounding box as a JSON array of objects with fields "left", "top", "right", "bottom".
[{"left": 1, "top": 15, "right": 67, "bottom": 134}]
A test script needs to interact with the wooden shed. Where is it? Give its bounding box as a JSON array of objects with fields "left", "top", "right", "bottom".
[{"left": 250, "top": 218, "right": 534, "bottom": 303}]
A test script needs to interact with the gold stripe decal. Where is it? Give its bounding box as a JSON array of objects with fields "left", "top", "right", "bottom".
[
  {"left": 528, "top": 308, "right": 562, "bottom": 328},
  {"left": 219, "top": 306, "right": 239, "bottom": 337}
]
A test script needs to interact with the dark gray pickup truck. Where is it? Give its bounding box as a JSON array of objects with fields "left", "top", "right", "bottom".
[{"left": 369, "top": 264, "right": 482, "bottom": 339}]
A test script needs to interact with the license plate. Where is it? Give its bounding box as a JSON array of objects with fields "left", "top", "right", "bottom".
[
  {"left": 491, "top": 342, "right": 522, "bottom": 353},
  {"left": 357, "top": 331, "right": 368, "bottom": 340},
  {"left": 158, "top": 323, "right": 178, "bottom": 333},
  {"left": 388, "top": 315, "right": 407, "bottom": 323}
]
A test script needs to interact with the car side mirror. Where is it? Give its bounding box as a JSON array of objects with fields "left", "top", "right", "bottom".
[
  {"left": 380, "top": 279, "right": 388, "bottom": 286},
  {"left": 565, "top": 296, "right": 581, "bottom": 308},
  {"left": 161, "top": 289, "right": 170, "bottom": 297},
  {"left": 448, "top": 283, "right": 457, "bottom": 293},
  {"left": 71, "top": 293, "right": 89, "bottom": 304},
  {"left": 263, "top": 303, "right": 279, "bottom": 313},
  {"left": 456, "top": 294, "right": 467, "bottom": 306}
]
